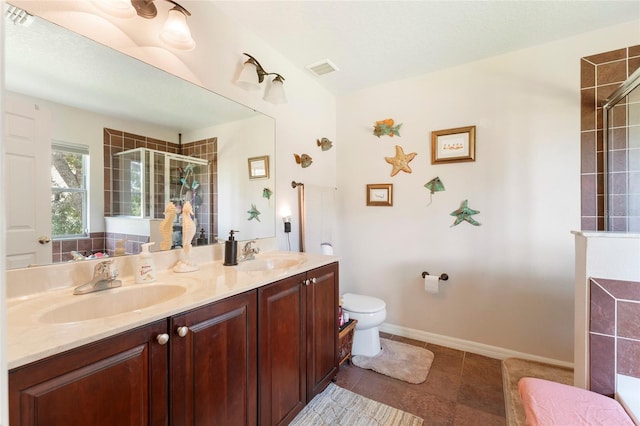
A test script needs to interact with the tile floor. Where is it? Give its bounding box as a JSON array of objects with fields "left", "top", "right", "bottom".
[{"left": 334, "top": 333, "right": 506, "bottom": 426}]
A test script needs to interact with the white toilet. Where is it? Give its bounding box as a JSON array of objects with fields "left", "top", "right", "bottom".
[{"left": 341, "top": 293, "right": 387, "bottom": 357}]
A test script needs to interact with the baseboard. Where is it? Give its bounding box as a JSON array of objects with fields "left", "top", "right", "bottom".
[{"left": 379, "top": 322, "right": 574, "bottom": 369}]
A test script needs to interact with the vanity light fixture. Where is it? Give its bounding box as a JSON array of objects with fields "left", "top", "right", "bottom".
[
  {"left": 236, "top": 53, "right": 287, "bottom": 104},
  {"left": 93, "top": 0, "right": 196, "bottom": 51}
]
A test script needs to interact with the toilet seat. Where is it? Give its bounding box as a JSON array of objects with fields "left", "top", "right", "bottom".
[{"left": 342, "top": 293, "right": 386, "bottom": 313}]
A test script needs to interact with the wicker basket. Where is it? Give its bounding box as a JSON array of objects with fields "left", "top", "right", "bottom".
[{"left": 338, "top": 319, "right": 357, "bottom": 366}]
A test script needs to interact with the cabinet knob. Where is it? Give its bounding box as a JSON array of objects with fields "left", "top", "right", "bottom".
[
  {"left": 176, "top": 326, "right": 189, "bottom": 337},
  {"left": 310, "top": 277, "right": 317, "bottom": 284},
  {"left": 156, "top": 333, "right": 170, "bottom": 345}
]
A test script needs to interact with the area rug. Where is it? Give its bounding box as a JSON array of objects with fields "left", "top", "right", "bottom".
[
  {"left": 290, "top": 383, "right": 423, "bottom": 426},
  {"left": 352, "top": 338, "right": 434, "bottom": 384},
  {"left": 502, "top": 357, "right": 574, "bottom": 426}
]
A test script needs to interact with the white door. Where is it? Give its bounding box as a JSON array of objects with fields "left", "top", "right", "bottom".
[{"left": 4, "top": 97, "right": 52, "bottom": 268}]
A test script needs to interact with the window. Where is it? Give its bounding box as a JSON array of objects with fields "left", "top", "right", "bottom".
[{"left": 51, "top": 143, "right": 89, "bottom": 238}]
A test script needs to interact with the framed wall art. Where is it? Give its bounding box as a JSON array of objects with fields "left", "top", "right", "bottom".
[
  {"left": 431, "top": 125, "right": 476, "bottom": 164},
  {"left": 366, "top": 183, "right": 393, "bottom": 206},
  {"left": 248, "top": 155, "right": 269, "bottom": 179}
]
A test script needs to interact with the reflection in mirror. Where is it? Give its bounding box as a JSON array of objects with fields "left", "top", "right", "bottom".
[
  {"left": 248, "top": 156, "right": 270, "bottom": 180},
  {"left": 4, "top": 11, "right": 276, "bottom": 269}
]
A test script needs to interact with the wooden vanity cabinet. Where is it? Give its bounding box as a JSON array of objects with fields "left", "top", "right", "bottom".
[
  {"left": 9, "top": 261, "right": 338, "bottom": 426},
  {"left": 258, "top": 262, "right": 339, "bottom": 425},
  {"left": 9, "top": 319, "right": 169, "bottom": 425},
  {"left": 169, "top": 290, "right": 257, "bottom": 426}
]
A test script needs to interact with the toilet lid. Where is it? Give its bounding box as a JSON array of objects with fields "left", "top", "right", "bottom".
[{"left": 342, "top": 293, "right": 386, "bottom": 313}]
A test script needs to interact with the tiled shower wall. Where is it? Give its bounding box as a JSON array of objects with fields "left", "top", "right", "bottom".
[
  {"left": 589, "top": 277, "right": 640, "bottom": 397},
  {"left": 580, "top": 45, "right": 640, "bottom": 231},
  {"left": 100, "top": 129, "right": 217, "bottom": 256}
]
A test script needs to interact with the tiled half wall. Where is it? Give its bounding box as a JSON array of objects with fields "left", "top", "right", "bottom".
[{"left": 589, "top": 277, "right": 640, "bottom": 397}]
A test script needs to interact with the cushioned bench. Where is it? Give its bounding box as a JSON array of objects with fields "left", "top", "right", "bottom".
[{"left": 518, "top": 377, "right": 634, "bottom": 425}]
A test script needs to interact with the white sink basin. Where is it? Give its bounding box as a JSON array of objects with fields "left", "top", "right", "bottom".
[
  {"left": 235, "top": 257, "right": 303, "bottom": 272},
  {"left": 39, "top": 284, "right": 187, "bottom": 324}
]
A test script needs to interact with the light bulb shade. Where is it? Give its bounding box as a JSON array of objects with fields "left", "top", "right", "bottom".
[
  {"left": 92, "top": 0, "right": 136, "bottom": 18},
  {"left": 264, "top": 77, "right": 287, "bottom": 104},
  {"left": 236, "top": 61, "right": 262, "bottom": 91},
  {"left": 160, "top": 7, "right": 195, "bottom": 51}
]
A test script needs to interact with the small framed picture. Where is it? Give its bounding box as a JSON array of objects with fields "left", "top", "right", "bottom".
[
  {"left": 431, "top": 125, "right": 476, "bottom": 164},
  {"left": 248, "top": 155, "right": 269, "bottom": 179},
  {"left": 366, "top": 184, "right": 393, "bottom": 206}
]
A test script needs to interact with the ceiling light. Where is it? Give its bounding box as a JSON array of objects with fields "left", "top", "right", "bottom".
[{"left": 235, "top": 53, "right": 287, "bottom": 104}]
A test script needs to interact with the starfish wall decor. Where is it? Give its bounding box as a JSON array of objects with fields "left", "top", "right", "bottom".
[
  {"left": 385, "top": 145, "right": 417, "bottom": 176},
  {"left": 450, "top": 200, "right": 481, "bottom": 227},
  {"left": 247, "top": 204, "right": 261, "bottom": 222}
]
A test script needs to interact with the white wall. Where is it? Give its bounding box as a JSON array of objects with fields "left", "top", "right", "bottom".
[
  {"left": 0, "top": 6, "right": 7, "bottom": 424},
  {"left": 336, "top": 21, "right": 640, "bottom": 363},
  {"left": 5, "top": 91, "right": 179, "bottom": 233},
  {"left": 185, "top": 115, "right": 276, "bottom": 240}
]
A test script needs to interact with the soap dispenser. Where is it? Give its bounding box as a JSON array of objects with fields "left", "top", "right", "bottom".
[
  {"left": 135, "top": 242, "right": 156, "bottom": 283},
  {"left": 224, "top": 230, "right": 239, "bottom": 266}
]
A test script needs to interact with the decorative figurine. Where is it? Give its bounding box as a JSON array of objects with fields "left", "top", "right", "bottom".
[
  {"left": 159, "top": 202, "right": 177, "bottom": 251},
  {"left": 385, "top": 145, "right": 417, "bottom": 176},
  {"left": 174, "top": 201, "right": 199, "bottom": 272},
  {"left": 450, "top": 200, "right": 481, "bottom": 227},
  {"left": 373, "top": 118, "right": 402, "bottom": 138},
  {"left": 317, "top": 137, "right": 333, "bottom": 151},
  {"left": 294, "top": 153, "right": 313, "bottom": 168}
]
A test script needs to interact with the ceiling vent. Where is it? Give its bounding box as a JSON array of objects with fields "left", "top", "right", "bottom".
[
  {"left": 5, "top": 4, "right": 33, "bottom": 26},
  {"left": 305, "top": 59, "right": 339, "bottom": 77}
]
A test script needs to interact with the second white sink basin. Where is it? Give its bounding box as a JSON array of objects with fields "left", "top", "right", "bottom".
[
  {"left": 39, "top": 284, "right": 187, "bottom": 324},
  {"left": 235, "top": 257, "right": 303, "bottom": 272}
]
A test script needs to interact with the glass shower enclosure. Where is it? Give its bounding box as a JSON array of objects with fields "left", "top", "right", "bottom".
[
  {"left": 112, "top": 148, "right": 210, "bottom": 248},
  {"left": 603, "top": 67, "right": 640, "bottom": 232}
]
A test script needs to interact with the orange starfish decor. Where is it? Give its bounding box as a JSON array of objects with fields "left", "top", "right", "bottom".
[{"left": 385, "top": 145, "right": 417, "bottom": 176}]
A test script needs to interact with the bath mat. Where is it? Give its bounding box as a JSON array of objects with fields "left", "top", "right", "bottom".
[
  {"left": 290, "top": 383, "right": 423, "bottom": 426},
  {"left": 502, "top": 357, "right": 573, "bottom": 426},
  {"left": 352, "top": 338, "right": 434, "bottom": 384}
]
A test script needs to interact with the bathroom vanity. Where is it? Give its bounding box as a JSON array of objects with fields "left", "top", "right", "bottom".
[{"left": 7, "top": 252, "right": 338, "bottom": 425}]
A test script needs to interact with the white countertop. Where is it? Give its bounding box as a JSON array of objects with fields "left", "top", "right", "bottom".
[{"left": 7, "top": 251, "right": 338, "bottom": 370}]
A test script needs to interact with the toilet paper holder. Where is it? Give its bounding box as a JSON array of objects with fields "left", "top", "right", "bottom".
[{"left": 421, "top": 271, "right": 449, "bottom": 281}]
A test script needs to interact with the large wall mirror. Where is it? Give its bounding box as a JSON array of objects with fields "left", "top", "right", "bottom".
[{"left": 4, "top": 11, "right": 276, "bottom": 269}]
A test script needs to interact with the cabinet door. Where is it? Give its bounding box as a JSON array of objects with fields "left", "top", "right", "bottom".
[
  {"left": 306, "top": 262, "right": 339, "bottom": 400},
  {"left": 170, "top": 290, "right": 257, "bottom": 426},
  {"left": 9, "top": 320, "right": 169, "bottom": 426},
  {"left": 258, "top": 273, "right": 307, "bottom": 426}
]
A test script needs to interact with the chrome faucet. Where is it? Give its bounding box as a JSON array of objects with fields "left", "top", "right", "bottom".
[
  {"left": 73, "top": 260, "right": 122, "bottom": 295},
  {"left": 238, "top": 240, "right": 260, "bottom": 262}
]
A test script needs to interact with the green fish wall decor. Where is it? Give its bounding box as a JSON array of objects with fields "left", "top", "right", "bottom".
[
  {"left": 317, "top": 137, "right": 333, "bottom": 151},
  {"left": 373, "top": 118, "right": 402, "bottom": 138},
  {"left": 262, "top": 188, "right": 273, "bottom": 200}
]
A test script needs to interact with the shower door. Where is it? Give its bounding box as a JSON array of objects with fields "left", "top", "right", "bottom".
[{"left": 603, "top": 68, "right": 640, "bottom": 231}]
